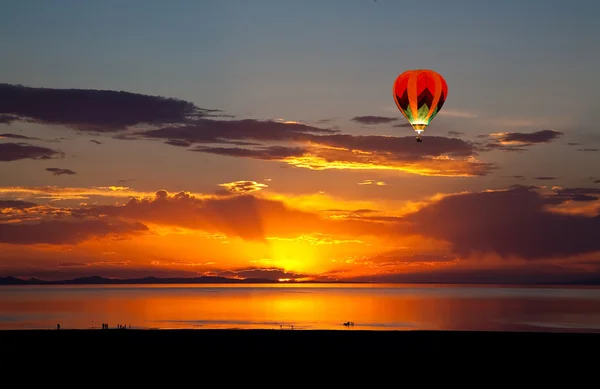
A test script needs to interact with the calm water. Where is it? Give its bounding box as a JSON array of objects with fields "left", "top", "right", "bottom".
[{"left": 2, "top": 283, "right": 600, "bottom": 332}]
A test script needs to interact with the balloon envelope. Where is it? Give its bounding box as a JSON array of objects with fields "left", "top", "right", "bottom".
[{"left": 392, "top": 69, "right": 448, "bottom": 135}]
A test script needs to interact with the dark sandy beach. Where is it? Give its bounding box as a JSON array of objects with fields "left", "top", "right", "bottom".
[{"left": 3, "top": 329, "right": 599, "bottom": 363}]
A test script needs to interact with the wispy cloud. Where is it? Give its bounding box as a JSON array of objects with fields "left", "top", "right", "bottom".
[
  {"left": 358, "top": 180, "right": 386, "bottom": 186},
  {"left": 351, "top": 116, "right": 398, "bottom": 125},
  {"left": 0, "top": 142, "right": 64, "bottom": 161},
  {"left": 140, "top": 118, "right": 336, "bottom": 146},
  {"left": 490, "top": 129, "right": 563, "bottom": 145},
  {"left": 46, "top": 168, "right": 77, "bottom": 176},
  {"left": 0, "top": 200, "right": 38, "bottom": 209},
  {"left": 219, "top": 180, "right": 268, "bottom": 194},
  {"left": 0, "top": 114, "right": 18, "bottom": 124},
  {"left": 0, "top": 83, "right": 227, "bottom": 133},
  {"left": 0, "top": 185, "right": 159, "bottom": 202},
  {"left": 480, "top": 129, "right": 563, "bottom": 152},
  {"left": 0, "top": 132, "right": 39, "bottom": 140},
  {"left": 0, "top": 220, "right": 148, "bottom": 245}
]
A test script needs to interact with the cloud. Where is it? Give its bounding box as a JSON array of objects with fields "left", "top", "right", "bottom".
[
  {"left": 357, "top": 251, "right": 458, "bottom": 267},
  {"left": 322, "top": 208, "right": 378, "bottom": 214},
  {"left": 351, "top": 116, "right": 397, "bottom": 125},
  {"left": 533, "top": 176, "right": 558, "bottom": 180},
  {"left": 190, "top": 132, "right": 494, "bottom": 177},
  {"left": 216, "top": 268, "right": 311, "bottom": 281},
  {"left": 358, "top": 180, "right": 386, "bottom": 186},
  {"left": 72, "top": 190, "right": 395, "bottom": 242},
  {"left": 448, "top": 131, "right": 464, "bottom": 136},
  {"left": 0, "top": 202, "right": 73, "bottom": 222},
  {"left": 89, "top": 139, "right": 102, "bottom": 145},
  {"left": 71, "top": 190, "right": 308, "bottom": 242},
  {"left": 311, "top": 134, "right": 475, "bottom": 157},
  {"left": 0, "top": 132, "right": 39, "bottom": 140},
  {"left": 392, "top": 123, "right": 414, "bottom": 128},
  {"left": 480, "top": 129, "right": 563, "bottom": 152},
  {"left": 193, "top": 145, "right": 306, "bottom": 160},
  {"left": 0, "top": 185, "right": 156, "bottom": 203},
  {"left": 193, "top": 143, "right": 494, "bottom": 177},
  {"left": 218, "top": 180, "right": 268, "bottom": 194},
  {"left": 551, "top": 187, "right": 600, "bottom": 203},
  {"left": 165, "top": 139, "right": 192, "bottom": 147},
  {"left": 0, "top": 84, "right": 493, "bottom": 177},
  {"left": 577, "top": 148, "right": 599, "bottom": 152},
  {"left": 490, "top": 129, "right": 563, "bottom": 145},
  {"left": 342, "top": 263, "right": 600, "bottom": 284},
  {"left": 501, "top": 175, "right": 526, "bottom": 180},
  {"left": 0, "top": 142, "right": 64, "bottom": 161},
  {"left": 0, "top": 200, "right": 38, "bottom": 209},
  {"left": 0, "top": 219, "right": 148, "bottom": 245},
  {"left": 0, "top": 115, "right": 18, "bottom": 124},
  {"left": 0, "top": 83, "right": 224, "bottom": 133},
  {"left": 46, "top": 167, "right": 77, "bottom": 176},
  {"left": 401, "top": 185, "right": 600, "bottom": 260},
  {"left": 595, "top": 180, "right": 600, "bottom": 184},
  {"left": 568, "top": 142, "right": 581, "bottom": 146},
  {"left": 140, "top": 118, "right": 337, "bottom": 146},
  {"left": 132, "top": 113, "right": 494, "bottom": 177},
  {"left": 71, "top": 191, "right": 311, "bottom": 242}
]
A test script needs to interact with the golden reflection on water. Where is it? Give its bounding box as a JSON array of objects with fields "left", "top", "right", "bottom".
[{"left": 2, "top": 284, "right": 600, "bottom": 331}]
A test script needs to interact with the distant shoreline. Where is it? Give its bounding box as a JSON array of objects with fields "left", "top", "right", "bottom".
[{"left": 3, "top": 275, "right": 600, "bottom": 286}]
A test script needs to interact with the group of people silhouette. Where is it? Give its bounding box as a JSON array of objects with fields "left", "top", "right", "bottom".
[
  {"left": 100, "top": 323, "right": 130, "bottom": 329},
  {"left": 56, "top": 322, "right": 131, "bottom": 330}
]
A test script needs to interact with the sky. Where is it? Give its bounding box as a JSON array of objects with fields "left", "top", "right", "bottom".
[{"left": 0, "top": 0, "right": 599, "bottom": 283}]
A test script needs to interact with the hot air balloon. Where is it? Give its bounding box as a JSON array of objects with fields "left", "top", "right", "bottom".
[{"left": 392, "top": 69, "right": 448, "bottom": 142}]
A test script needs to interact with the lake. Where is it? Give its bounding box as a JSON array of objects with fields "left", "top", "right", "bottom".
[{"left": 2, "top": 283, "right": 600, "bottom": 332}]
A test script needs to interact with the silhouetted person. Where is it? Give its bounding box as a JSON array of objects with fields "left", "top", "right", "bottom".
[{"left": 57, "top": 323, "right": 60, "bottom": 330}]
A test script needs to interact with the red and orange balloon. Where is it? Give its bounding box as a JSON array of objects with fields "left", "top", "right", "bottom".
[{"left": 392, "top": 69, "right": 448, "bottom": 142}]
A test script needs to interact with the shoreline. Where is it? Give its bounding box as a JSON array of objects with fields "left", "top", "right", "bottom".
[
  {"left": 3, "top": 329, "right": 597, "bottom": 368},
  {"left": 4, "top": 328, "right": 600, "bottom": 347}
]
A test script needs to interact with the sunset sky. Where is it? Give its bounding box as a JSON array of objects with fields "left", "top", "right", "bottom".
[{"left": 1, "top": 0, "right": 599, "bottom": 283}]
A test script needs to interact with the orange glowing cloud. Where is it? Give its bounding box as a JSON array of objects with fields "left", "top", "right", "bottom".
[
  {"left": 218, "top": 180, "right": 268, "bottom": 193},
  {"left": 193, "top": 137, "right": 493, "bottom": 177},
  {"left": 2, "top": 182, "right": 600, "bottom": 282},
  {"left": 132, "top": 118, "right": 495, "bottom": 177},
  {"left": 72, "top": 190, "right": 404, "bottom": 243}
]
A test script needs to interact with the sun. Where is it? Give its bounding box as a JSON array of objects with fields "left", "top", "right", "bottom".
[{"left": 264, "top": 237, "right": 320, "bottom": 275}]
